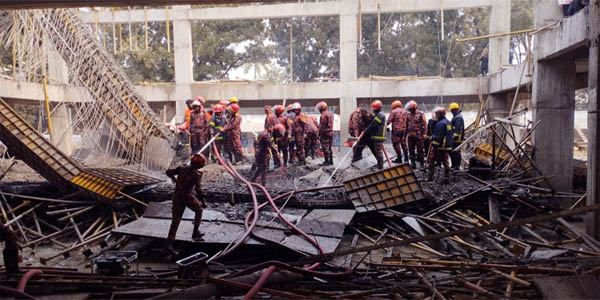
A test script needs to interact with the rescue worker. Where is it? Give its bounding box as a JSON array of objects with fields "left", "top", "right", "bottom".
[
  {"left": 273, "top": 105, "right": 290, "bottom": 167},
  {"left": 348, "top": 105, "right": 363, "bottom": 138},
  {"left": 1, "top": 222, "right": 19, "bottom": 274},
  {"left": 449, "top": 102, "right": 465, "bottom": 170},
  {"left": 405, "top": 100, "right": 427, "bottom": 169},
  {"left": 291, "top": 102, "right": 308, "bottom": 166},
  {"left": 250, "top": 124, "right": 283, "bottom": 185},
  {"left": 286, "top": 104, "right": 297, "bottom": 164},
  {"left": 354, "top": 100, "right": 386, "bottom": 170},
  {"left": 425, "top": 109, "right": 440, "bottom": 167},
  {"left": 209, "top": 104, "right": 227, "bottom": 161},
  {"left": 351, "top": 106, "right": 374, "bottom": 161},
  {"left": 221, "top": 103, "right": 244, "bottom": 164},
  {"left": 195, "top": 95, "right": 206, "bottom": 106},
  {"left": 164, "top": 154, "right": 207, "bottom": 254},
  {"left": 264, "top": 105, "right": 276, "bottom": 131},
  {"left": 316, "top": 101, "right": 334, "bottom": 166},
  {"left": 387, "top": 100, "right": 408, "bottom": 163},
  {"left": 178, "top": 99, "right": 194, "bottom": 146},
  {"left": 189, "top": 100, "right": 209, "bottom": 156},
  {"left": 305, "top": 114, "right": 319, "bottom": 160},
  {"left": 428, "top": 107, "right": 452, "bottom": 184}
]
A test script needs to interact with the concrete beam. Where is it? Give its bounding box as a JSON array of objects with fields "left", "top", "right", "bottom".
[
  {"left": 536, "top": 10, "right": 589, "bottom": 61},
  {"left": 489, "top": 63, "right": 533, "bottom": 94},
  {"left": 81, "top": 0, "right": 494, "bottom": 24}
]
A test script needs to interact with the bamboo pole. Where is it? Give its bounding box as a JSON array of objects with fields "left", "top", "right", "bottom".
[
  {"left": 456, "top": 28, "right": 535, "bottom": 43},
  {"left": 42, "top": 76, "right": 53, "bottom": 138},
  {"left": 166, "top": 6, "right": 170, "bottom": 53},
  {"left": 144, "top": 6, "right": 149, "bottom": 50},
  {"left": 128, "top": 7, "right": 133, "bottom": 51},
  {"left": 289, "top": 22, "right": 293, "bottom": 82}
]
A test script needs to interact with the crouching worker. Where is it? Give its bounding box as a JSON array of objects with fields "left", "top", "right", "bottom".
[
  {"left": 1, "top": 222, "right": 19, "bottom": 274},
  {"left": 164, "top": 154, "right": 207, "bottom": 255}
]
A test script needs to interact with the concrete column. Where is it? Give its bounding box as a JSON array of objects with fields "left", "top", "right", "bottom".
[
  {"left": 47, "top": 45, "right": 73, "bottom": 155},
  {"left": 532, "top": 57, "right": 575, "bottom": 192},
  {"left": 534, "top": 0, "right": 563, "bottom": 28},
  {"left": 488, "top": 0, "right": 511, "bottom": 72},
  {"left": 339, "top": 0, "right": 358, "bottom": 143},
  {"left": 486, "top": 93, "right": 508, "bottom": 122},
  {"left": 173, "top": 5, "right": 194, "bottom": 122},
  {"left": 586, "top": 0, "right": 600, "bottom": 239}
]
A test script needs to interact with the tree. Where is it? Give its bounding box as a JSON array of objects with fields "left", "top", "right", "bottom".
[
  {"left": 269, "top": 17, "right": 339, "bottom": 82},
  {"left": 511, "top": 0, "right": 534, "bottom": 64}
]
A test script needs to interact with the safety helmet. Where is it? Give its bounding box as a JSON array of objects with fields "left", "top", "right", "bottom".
[
  {"left": 191, "top": 100, "right": 202, "bottom": 107},
  {"left": 219, "top": 100, "right": 229, "bottom": 107},
  {"left": 371, "top": 100, "right": 383, "bottom": 110},
  {"left": 391, "top": 100, "right": 402, "bottom": 109},
  {"left": 449, "top": 102, "right": 460, "bottom": 111},
  {"left": 274, "top": 123, "right": 286, "bottom": 136},
  {"left": 185, "top": 99, "right": 193, "bottom": 106},
  {"left": 273, "top": 105, "right": 284, "bottom": 115},
  {"left": 230, "top": 103, "right": 240, "bottom": 113},
  {"left": 315, "top": 101, "right": 328, "bottom": 112},
  {"left": 433, "top": 106, "right": 446, "bottom": 117},
  {"left": 190, "top": 153, "right": 207, "bottom": 167},
  {"left": 229, "top": 97, "right": 239, "bottom": 103},
  {"left": 407, "top": 100, "right": 417, "bottom": 110},
  {"left": 195, "top": 96, "right": 205, "bottom": 104},
  {"left": 291, "top": 102, "right": 302, "bottom": 111},
  {"left": 264, "top": 105, "right": 272, "bottom": 111},
  {"left": 213, "top": 104, "right": 223, "bottom": 113},
  {"left": 286, "top": 104, "right": 293, "bottom": 112}
]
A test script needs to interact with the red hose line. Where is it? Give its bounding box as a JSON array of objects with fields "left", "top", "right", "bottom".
[
  {"left": 230, "top": 260, "right": 352, "bottom": 279},
  {"left": 18, "top": 269, "right": 43, "bottom": 292},
  {"left": 0, "top": 285, "right": 38, "bottom": 300},
  {"left": 207, "top": 275, "right": 307, "bottom": 299},
  {"left": 382, "top": 147, "right": 393, "bottom": 168},
  {"left": 241, "top": 265, "right": 277, "bottom": 300}
]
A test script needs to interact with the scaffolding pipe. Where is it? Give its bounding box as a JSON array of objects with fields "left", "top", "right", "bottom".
[
  {"left": 42, "top": 76, "right": 53, "bottom": 138},
  {"left": 456, "top": 28, "right": 535, "bottom": 43}
]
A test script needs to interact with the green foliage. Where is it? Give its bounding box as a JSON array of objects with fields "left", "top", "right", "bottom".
[
  {"left": 269, "top": 17, "right": 339, "bottom": 82},
  {"left": 511, "top": 0, "right": 534, "bottom": 63}
]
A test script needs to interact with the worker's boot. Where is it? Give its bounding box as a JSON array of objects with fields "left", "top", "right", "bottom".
[
  {"left": 327, "top": 153, "right": 334, "bottom": 165},
  {"left": 192, "top": 231, "right": 204, "bottom": 241},
  {"left": 404, "top": 154, "right": 410, "bottom": 163},
  {"left": 410, "top": 159, "right": 417, "bottom": 169},
  {"left": 3, "top": 248, "right": 19, "bottom": 275},
  {"left": 442, "top": 169, "right": 450, "bottom": 185},
  {"left": 319, "top": 154, "right": 328, "bottom": 166},
  {"left": 392, "top": 156, "right": 403, "bottom": 164}
]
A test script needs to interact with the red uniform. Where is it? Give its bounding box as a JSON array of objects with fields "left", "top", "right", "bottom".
[
  {"left": 406, "top": 110, "right": 427, "bottom": 165},
  {"left": 293, "top": 112, "right": 308, "bottom": 161},
  {"left": 250, "top": 130, "right": 273, "bottom": 185},
  {"left": 223, "top": 113, "right": 244, "bottom": 163},
  {"left": 165, "top": 166, "right": 205, "bottom": 241},
  {"left": 318, "top": 110, "right": 334, "bottom": 158},
  {"left": 305, "top": 115, "right": 319, "bottom": 159},
  {"left": 189, "top": 109, "right": 209, "bottom": 155},
  {"left": 274, "top": 113, "right": 290, "bottom": 166},
  {"left": 348, "top": 110, "right": 361, "bottom": 137},
  {"left": 387, "top": 107, "right": 409, "bottom": 162},
  {"left": 264, "top": 112, "right": 276, "bottom": 131},
  {"left": 1, "top": 223, "right": 19, "bottom": 274}
]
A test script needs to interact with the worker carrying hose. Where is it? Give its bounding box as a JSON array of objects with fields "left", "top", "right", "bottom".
[
  {"left": 250, "top": 124, "right": 284, "bottom": 185},
  {"left": 449, "top": 102, "right": 465, "bottom": 170},
  {"left": 316, "top": 101, "right": 334, "bottom": 166},
  {"left": 387, "top": 100, "right": 409, "bottom": 164},
  {"left": 428, "top": 107, "right": 452, "bottom": 184},
  {"left": 353, "top": 100, "right": 386, "bottom": 170},
  {"left": 164, "top": 154, "right": 208, "bottom": 255},
  {"left": 1, "top": 222, "right": 19, "bottom": 274},
  {"left": 273, "top": 105, "right": 290, "bottom": 168}
]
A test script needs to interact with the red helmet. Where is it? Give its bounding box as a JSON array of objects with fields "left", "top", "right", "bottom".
[
  {"left": 407, "top": 100, "right": 417, "bottom": 110},
  {"left": 391, "top": 100, "right": 402, "bottom": 109},
  {"left": 316, "top": 101, "right": 328, "bottom": 112},
  {"left": 230, "top": 103, "right": 240, "bottom": 113},
  {"left": 195, "top": 96, "right": 205, "bottom": 104},
  {"left": 273, "top": 105, "right": 284, "bottom": 115},
  {"left": 219, "top": 100, "right": 229, "bottom": 107},
  {"left": 371, "top": 100, "right": 383, "bottom": 110},
  {"left": 213, "top": 104, "right": 223, "bottom": 113},
  {"left": 190, "top": 153, "right": 206, "bottom": 167},
  {"left": 273, "top": 123, "right": 286, "bottom": 136}
]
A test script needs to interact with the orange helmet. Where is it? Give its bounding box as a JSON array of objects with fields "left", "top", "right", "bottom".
[
  {"left": 316, "top": 101, "right": 328, "bottom": 112},
  {"left": 273, "top": 105, "right": 284, "bottom": 115},
  {"left": 371, "top": 100, "right": 383, "bottom": 110},
  {"left": 230, "top": 103, "right": 240, "bottom": 113},
  {"left": 392, "top": 100, "right": 402, "bottom": 109},
  {"left": 190, "top": 154, "right": 206, "bottom": 167},
  {"left": 213, "top": 104, "right": 223, "bottom": 113},
  {"left": 195, "top": 96, "right": 205, "bottom": 104},
  {"left": 407, "top": 100, "right": 417, "bottom": 110},
  {"left": 273, "top": 123, "right": 286, "bottom": 136}
]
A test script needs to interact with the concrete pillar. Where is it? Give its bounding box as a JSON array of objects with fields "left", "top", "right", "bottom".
[
  {"left": 488, "top": 0, "right": 511, "bottom": 72},
  {"left": 534, "top": 0, "right": 563, "bottom": 28},
  {"left": 47, "top": 45, "right": 73, "bottom": 155},
  {"left": 486, "top": 93, "right": 508, "bottom": 122},
  {"left": 339, "top": 0, "right": 358, "bottom": 144},
  {"left": 586, "top": 0, "right": 600, "bottom": 239},
  {"left": 532, "top": 58, "right": 575, "bottom": 192},
  {"left": 173, "top": 5, "right": 194, "bottom": 122}
]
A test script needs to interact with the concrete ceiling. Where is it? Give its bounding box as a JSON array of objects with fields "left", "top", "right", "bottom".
[{"left": 0, "top": 0, "right": 291, "bottom": 9}]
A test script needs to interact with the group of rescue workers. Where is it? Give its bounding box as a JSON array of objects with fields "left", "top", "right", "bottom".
[{"left": 350, "top": 100, "right": 464, "bottom": 183}]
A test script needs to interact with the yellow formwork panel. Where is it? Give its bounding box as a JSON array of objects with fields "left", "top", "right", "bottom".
[{"left": 70, "top": 172, "right": 123, "bottom": 199}]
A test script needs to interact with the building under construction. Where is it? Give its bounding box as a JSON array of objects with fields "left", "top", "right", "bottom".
[{"left": 0, "top": 0, "right": 599, "bottom": 299}]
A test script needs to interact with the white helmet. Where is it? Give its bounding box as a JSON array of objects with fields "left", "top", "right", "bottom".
[{"left": 191, "top": 100, "right": 202, "bottom": 107}]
